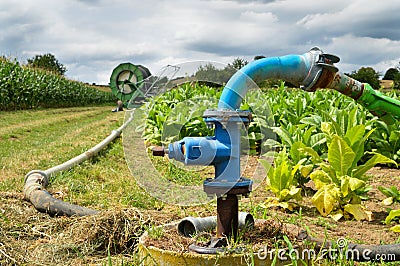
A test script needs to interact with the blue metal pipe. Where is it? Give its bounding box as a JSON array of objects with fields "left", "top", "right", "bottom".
[{"left": 218, "top": 51, "right": 315, "bottom": 110}]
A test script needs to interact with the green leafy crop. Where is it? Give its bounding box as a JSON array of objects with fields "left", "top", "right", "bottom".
[
  {"left": 259, "top": 149, "right": 303, "bottom": 211},
  {"left": 306, "top": 125, "right": 396, "bottom": 220},
  {"left": 0, "top": 57, "right": 115, "bottom": 110}
]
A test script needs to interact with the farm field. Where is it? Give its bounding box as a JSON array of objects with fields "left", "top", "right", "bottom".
[{"left": 1, "top": 98, "right": 400, "bottom": 265}]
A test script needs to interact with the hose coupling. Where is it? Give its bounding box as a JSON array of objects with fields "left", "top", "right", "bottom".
[{"left": 301, "top": 47, "right": 340, "bottom": 92}]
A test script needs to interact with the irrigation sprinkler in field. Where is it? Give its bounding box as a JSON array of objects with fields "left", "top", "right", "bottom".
[{"left": 109, "top": 63, "right": 181, "bottom": 108}]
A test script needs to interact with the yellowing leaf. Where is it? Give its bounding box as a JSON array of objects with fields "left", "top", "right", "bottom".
[
  {"left": 310, "top": 170, "right": 331, "bottom": 190},
  {"left": 390, "top": 225, "right": 400, "bottom": 233},
  {"left": 300, "top": 164, "right": 314, "bottom": 178},
  {"left": 383, "top": 197, "right": 394, "bottom": 206},
  {"left": 289, "top": 186, "right": 301, "bottom": 196},
  {"left": 344, "top": 204, "right": 368, "bottom": 221},
  {"left": 279, "top": 187, "right": 302, "bottom": 202},
  {"left": 262, "top": 197, "right": 297, "bottom": 211},
  {"left": 320, "top": 163, "right": 338, "bottom": 185},
  {"left": 328, "top": 135, "right": 355, "bottom": 176},
  {"left": 262, "top": 197, "right": 281, "bottom": 209},
  {"left": 288, "top": 186, "right": 302, "bottom": 201},
  {"left": 330, "top": 210, "right": 343, "bottom": 221},
  {"left": 278, "top": 201, "right": 290, "bottom": 210},
  {"left": 280, "top": 188, "right": 290, "bottom": 199},
  {"left": 312, "top": 184, "right": 338, "bottom": 216},
  {"left": 385, "top": 209, "right": 400, "bottom": 225},
  {"left": 321, "top": 122, "right": 333, "bottom": 136},
  {"left": 365, "top": 210, "right": 373, "bottom": 222},
  {"left": 350, "top": 195, "right": 361, "bottom": 204},
  {"left": 348, "top": 177, "right": 365, "bottom": 191},
  {"left": 341, "top": 176, "right": 350, "bottom": 197}
]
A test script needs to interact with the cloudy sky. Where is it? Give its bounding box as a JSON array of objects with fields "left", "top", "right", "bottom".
[{"left": 1, "top": 0, "right": 400, "bottom": 84}]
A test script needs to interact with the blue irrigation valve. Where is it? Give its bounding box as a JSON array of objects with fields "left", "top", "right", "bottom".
[{"left": 167, "top": 109, "right": 253, "bottom": 196}]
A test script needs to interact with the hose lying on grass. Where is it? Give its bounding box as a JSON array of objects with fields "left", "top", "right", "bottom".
[{"left": 23, "top": 111, "right": 134, "bottom": 217}]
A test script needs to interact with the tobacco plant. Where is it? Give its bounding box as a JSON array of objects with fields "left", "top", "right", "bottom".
[
  {"left": 259, "top": 149, "right": 303, "bottom": 211},
  {"left": 378, "top": 185, "right": 400, "bottom": 206},
  {"left": 385, "top": 209, "right": 400, "bottom": 233},
  {"left": 140, "top": 83, "right": 220, "bottom": 145},
  {"left": 304, "top": 125, "right": 396, "bottom": 220}
]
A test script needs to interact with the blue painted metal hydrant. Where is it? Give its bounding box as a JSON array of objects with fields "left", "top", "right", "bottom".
[
  {"left": 168, "top": 109, "right": 252, "bottom": 196},
  {"left": 157, "top": 109, "right": 253, "bottom": 242}
]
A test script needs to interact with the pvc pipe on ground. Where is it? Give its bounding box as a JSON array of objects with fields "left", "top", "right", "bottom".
[
  {"left": 23, "top": 110, "right": 134, "bottom": 217},
  {"left": 178, "top": 212, "right": 254, "bottom": 237}
]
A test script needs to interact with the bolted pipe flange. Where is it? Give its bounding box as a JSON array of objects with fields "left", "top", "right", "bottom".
[
  {"left": 203, "top": 177, "right": 253, "bottom": 198},
  {"left": 203, "top": 109, "right": 252, "bottom": 128}
]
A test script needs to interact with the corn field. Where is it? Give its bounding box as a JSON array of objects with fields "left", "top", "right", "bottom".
[{"left": 0, "top": 57, "right": 116, "bottom": 110}]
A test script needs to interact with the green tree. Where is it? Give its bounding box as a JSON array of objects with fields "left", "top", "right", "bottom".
[
  {"left": 194, "top": 63, "right": 233, "bottom": 84},
  {"left": 347, "top": 67, "right": 381, "bottom": 90},
  {"left": 383, "top": 67, "right": 399, "bottom": 80},
  {"left": 194, "top": 58, "right": 248, "bottom": 84},
  {"left": 383, "top": 65, "right": 400, "bottom": 90},
  {"left": 228, "top": 57, "right": 248, "bottom": 70},
  {"left": 27, "top": 53, "right": 67, "bottom": 76}
]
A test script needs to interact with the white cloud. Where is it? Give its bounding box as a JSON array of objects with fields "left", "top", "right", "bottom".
[{"left": 1, "top": 0, "right": 399, "bottom": 83}]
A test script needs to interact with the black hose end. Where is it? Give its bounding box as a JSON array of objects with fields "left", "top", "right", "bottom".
[{"left": 188, "top": 243, "right": 224, "bottom": 254}]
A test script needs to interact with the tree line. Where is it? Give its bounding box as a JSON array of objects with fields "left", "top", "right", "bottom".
[
  {"left": 193, "top": 56, "right": 400, "bottom": 91},
  {"left": 25, "top": 52, "right": 400, "bottom": 90}
]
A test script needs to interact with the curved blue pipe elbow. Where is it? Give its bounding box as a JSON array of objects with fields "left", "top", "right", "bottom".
[{"left": 218, "top": 53, "right": 312, "bottom": 110}]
